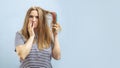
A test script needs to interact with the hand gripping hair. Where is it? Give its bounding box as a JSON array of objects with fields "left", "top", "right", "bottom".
[{"left": 51, "top": 12, "right": 61, "bottom": 32}]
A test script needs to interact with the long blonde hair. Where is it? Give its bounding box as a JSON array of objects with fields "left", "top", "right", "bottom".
[{"left": 21, "top": 6, "right": 52, "bottom": 50}]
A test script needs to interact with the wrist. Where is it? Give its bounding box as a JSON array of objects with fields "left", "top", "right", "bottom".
[
  {"left": 54, "top": 35, "right": 58, "bottom": 39},
  {"left": 30, "top": 36, "right": 34, "bottom": 39}
]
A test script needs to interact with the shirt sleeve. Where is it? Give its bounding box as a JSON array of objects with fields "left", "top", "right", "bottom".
[{"left": 14, "top": 31, "right": 25, "bottom": 52}]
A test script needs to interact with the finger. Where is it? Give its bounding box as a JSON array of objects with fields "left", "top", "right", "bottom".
[
  {"left": 53, "top": 25, "right": 60, "bottom": 30},
  {"left": 56, "top": 23, "right": 61, "bottom": 30},
  {"left": 52, "top": 27, "right": 58, "bottom": 33},
  {"left": 32, "top": 24, "right": 34, "bottom": 29},
  {"left": 30, "top": 22, "right": 34, "bottom": 27},
  {"left": 28, "top": 23, "right": 33, "bottom": 31},
  {"left": 52, "top": 24, "right": 59, "bottom": 27},
  {"left": 32, "top": 22, "right": 33, "bottom": 27},
  {"left": 53, "top": 26, "right": 61, "bottom": 31},
  {"left": 52, "top": 27, "right": 57, "bottom": 29},
  {"left": 52, "top": 27, "right": 58, "bottom": 31}
]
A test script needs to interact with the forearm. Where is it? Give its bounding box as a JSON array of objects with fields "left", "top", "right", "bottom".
[
  {"left": 19, "top": 36, "right": 34, "bottom": 60},
  {"left": 52, "top": 35, "right": 61, "bottom": 60}
]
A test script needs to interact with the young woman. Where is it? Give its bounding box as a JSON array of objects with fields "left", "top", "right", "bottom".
[{"left": 15, "top": 6, "right": 61, "bottom": 68}]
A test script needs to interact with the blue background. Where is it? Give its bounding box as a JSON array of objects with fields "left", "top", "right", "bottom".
[{"left": 0, "top": 0, "right": 120, "bottom": 68}]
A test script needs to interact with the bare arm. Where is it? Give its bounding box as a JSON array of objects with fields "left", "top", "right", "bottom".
[
  {"left": 52, "top": 34, "right": 61, "bottom": 60},
  {"left": 16, "top": 36, "right": 34, "bottom": 60},
  {"left": 52, "top": 23, "right": 61, "bottom": 60},
  {"left": 16, "top": 22, "right": 35, "bottom": 60}
]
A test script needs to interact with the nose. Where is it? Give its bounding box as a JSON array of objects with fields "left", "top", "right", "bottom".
[{"left": 33, "top": 17, "right": 36, "bottom": 22}]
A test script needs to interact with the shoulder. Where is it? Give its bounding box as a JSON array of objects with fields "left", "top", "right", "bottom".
[
  {"left": 16, "top": 30, "right": 26, "bottom": 41},
  {"left": 16, "top": 30, "right": 23, "bottom": 37}
]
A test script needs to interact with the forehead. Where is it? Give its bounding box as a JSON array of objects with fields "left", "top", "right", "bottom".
[{"left": 30, "top": 10, "right": 38, "bottom": 16}]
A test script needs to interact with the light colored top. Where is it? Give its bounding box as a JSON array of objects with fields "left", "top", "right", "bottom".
[{"left": 15, "top": 31, "right": 53, "bottom": 68}]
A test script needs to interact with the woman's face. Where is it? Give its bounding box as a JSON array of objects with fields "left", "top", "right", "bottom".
[{"left": 28, "top": 10, "right": 39, "bottom": 29}]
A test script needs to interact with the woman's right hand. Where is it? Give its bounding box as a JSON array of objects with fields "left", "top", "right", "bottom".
[{"left": 28, "top": 22, "right": 35, "bottom": 38}]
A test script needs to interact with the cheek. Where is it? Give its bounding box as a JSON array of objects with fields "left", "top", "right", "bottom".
[{"left": 28, "top": 19, "right": 32, "bottom": 22}]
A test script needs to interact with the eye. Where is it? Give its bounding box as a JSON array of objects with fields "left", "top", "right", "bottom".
[
  {"left": 35, "top": 16, "right": 39, "bottom": 19},
  {"left": 29, "top": 15, "right": 33, "bottom": 18}
]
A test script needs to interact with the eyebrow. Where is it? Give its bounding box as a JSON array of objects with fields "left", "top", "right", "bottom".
[{"left": 29, "top": 15, "right": 39, "bottom": 18}]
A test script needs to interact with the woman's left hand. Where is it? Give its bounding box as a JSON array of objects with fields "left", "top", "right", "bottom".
[{"left": 52, "top": 23, "right": 61, "bottom": 36}]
